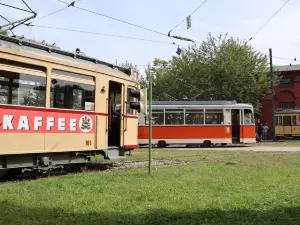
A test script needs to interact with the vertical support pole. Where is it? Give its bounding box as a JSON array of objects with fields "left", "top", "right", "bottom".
[
  {"left": 148, "top": 64, "right": 152, "bottom": 176},
  {"left": 269, "top": 48, "right": 276, "bottom": 141}
]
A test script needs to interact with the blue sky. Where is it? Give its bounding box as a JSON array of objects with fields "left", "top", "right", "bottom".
[{"left": 1, "top": 0, "right": 300, "bottom": 74}]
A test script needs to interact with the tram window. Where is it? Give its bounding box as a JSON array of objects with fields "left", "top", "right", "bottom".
[
  {"left": 185, "top": 109, "right": 204, "bottom": 124},
  {"left": 165, "top": 109, "right": 184, "bottom": 125},
  {"left": 0, "top": 83, "right": 9, "bottom": 104},
  {"left": 50, "top": 79, "right": 95, "bottom": 111},
  {"left": 205, "top": 109, "right": 223, "bottom": 124},
  {"left": 145, "top": 109, "right": 164, "bottom": 125},
  {"left": 52, "top": 69, "right": 94, "bottom": 81},
  {"left": 244, "top": 109, "right": 254, "bottom": 125},
  {"left": 0, "top": 70, "right": 46, "bottom": 107},
  {"left": 278, "top": 116, "right": 282, "bottom": 125},
  {"left": 283, "top": 116, "right": 291, "bottom": 126},
  {"left": 292, "top": 116, "right": 297, "bottom": 125},
  {"left": 152, "top": 109, "right": 164, "bottom": 125}
]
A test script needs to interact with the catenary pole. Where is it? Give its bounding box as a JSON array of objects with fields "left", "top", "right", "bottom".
[
  {"left": 148, "top": 64, "right": 152, "bottom": 175},
  {"left": 269, "top": 48, "right": 276, "bottom": 141}
]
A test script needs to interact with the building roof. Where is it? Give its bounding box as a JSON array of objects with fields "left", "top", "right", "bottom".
[{"left": 272, "top": 64, "right": 300, "bottom": 72}]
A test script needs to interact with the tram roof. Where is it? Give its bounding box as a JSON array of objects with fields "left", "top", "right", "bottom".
[
  {"left": 151, "top": 101, "right": 253, "bottom": 109},
  {"left": 0, "top": 34, "right": 132, "bottom": 78}
]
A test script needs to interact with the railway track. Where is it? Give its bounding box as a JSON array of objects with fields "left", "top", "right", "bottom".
[{"left": 0, "top": 159, "right": 187, "bottom": 183}]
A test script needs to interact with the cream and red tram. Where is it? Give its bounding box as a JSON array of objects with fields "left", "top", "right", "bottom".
[
  {"left": 0, "top": 34, "right": 144, "bottom": 178},
  {"left": 138, "top": 101, "right": 256, "bottom": 147}
]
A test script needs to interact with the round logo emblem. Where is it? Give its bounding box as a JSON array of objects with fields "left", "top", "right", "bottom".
[{"left": 79, "top": 115, "right": 93, "bottom": 133}]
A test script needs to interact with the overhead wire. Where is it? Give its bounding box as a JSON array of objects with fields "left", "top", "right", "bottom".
[
  {"left": 22, "top": 0, "right": 35, "bottom": 13},
  {"left": 249, "top": 0, "right": 291, "bottom": 41},
  {"left": 27, "top": 25, "right": 35, "bottom": 40},
  {"left": 29, "top": 6, "right": 70, "bottom": 24},
  {"left": 0, "top": 15, "right": 10, "bottom": 23},
  {"left": 56, "top": 0, "right": 168, "bottom": 37},
  {"left": 28, "top": 0, "right": 85, "bottom": 25},
  {"left": 289, "top": 53, "right": 300, "bottom": 66},
  {"left": 273, "top": 56, "right": 298, "bottom": 61},
  {"left": 28, "top": 24, "right": 175, "bottom": 44},
  {"left": 168, "top": 0, "right": 209, "bottom": 35},
  {"left": 0, "top": 2, "right": 33, "bottom": 14},
  {"left": 0, "top": 15, "right": 16, "bottom": 36}
]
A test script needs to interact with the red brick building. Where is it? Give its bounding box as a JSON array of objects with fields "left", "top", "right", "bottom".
[{"left": 259, "top": 64, "right": 300, "bottom": 138}]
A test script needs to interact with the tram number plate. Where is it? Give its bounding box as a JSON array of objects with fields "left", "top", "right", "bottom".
[{"left": 86, "top": 140, "right": 92, "bottom": 146}]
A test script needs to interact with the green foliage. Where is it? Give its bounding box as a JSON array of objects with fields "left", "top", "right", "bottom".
[{"left": 145, "top": 33, "right": 276, "bottom": 115}]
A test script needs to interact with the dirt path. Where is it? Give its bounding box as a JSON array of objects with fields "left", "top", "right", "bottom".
[{"left": 173, "top": 146, "right": 300, "bottom": 152}]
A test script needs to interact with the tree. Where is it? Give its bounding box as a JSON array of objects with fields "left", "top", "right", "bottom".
[{"left": 144, "top": 33, "right": 277, "bottom": 115}]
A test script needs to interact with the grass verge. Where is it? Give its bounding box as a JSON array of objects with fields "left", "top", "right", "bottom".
[{"left": 1, "top": 150, "right": 300, "bottom": 224}]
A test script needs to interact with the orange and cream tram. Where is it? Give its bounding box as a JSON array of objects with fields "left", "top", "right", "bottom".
[
  {"left": 138, "top": 101, "right": 256, "bottom": 147},
  {"left": 0, "top": 34, "right": 145, "bottom": 179}
]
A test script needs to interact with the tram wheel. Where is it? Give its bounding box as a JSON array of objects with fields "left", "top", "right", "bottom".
[
  {"left": 202, "top": 140, "right": 211, "bottom": 147},
  {"left": 157, "top": 141, "right": 167, "bottom": 148}
]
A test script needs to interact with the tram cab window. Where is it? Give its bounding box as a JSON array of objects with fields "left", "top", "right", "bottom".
[
  {"left": 205, "top": 109, "right": 223, "bottom": 124},
  {"left": 165, "top": 109, "right": 184, "bottom": 125},
  {"left": 185, "top": 109, "right": 204, "bottom": 124},
  {"left": 244, "top": 109, "right": 254, "bottom": 125},
  {"left": 0, "top": 70, "right": 46, "bottom": 107},
  {"left": 51, "top": 78, "right": 95, "bottom": 111}
]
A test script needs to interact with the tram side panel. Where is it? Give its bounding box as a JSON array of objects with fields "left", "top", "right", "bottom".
[
  {"left": 0, "top": 60, "right": 48, "bottom": 155},
  {"left": 44, "top": 110, "right": 96, "bottom": 152},
  {"left": 0, "top": 106, "right": 46, "bottom": 155},
  {"left": 138, "top": 125, "right": 232, "bottom": 145},
  {"left": 240, "top": 125, "right": 256, "bottom": 143},
  {"left": 45, "top": 69, "right": 97, "bottom": 153}
]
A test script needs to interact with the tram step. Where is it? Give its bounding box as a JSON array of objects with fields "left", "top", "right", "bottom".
[
  {"left": 109, "top": 156, "right": 126, "bottom": 159},
  {"left": 106, "top": 148, "right": 125, "bottom": 159}
]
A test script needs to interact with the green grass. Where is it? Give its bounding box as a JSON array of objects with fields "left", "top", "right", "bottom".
[{"left": 2, "top": 150, "right": 300, "bottom": 224}]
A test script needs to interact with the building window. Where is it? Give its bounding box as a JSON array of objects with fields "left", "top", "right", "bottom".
[
  {"left": 279, "top": 102, "right": 294, "bottom": 109},
  {"left": 0, "top": 70, "right": 46, "bottom": 107},
  {"left": 278, "top": 78, "right": 294, "bottom": 88}
]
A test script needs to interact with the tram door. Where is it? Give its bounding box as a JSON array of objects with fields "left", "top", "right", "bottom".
[
  {"left": 107, "top": 81, "right": 123, "bottom": 147},
  {"left": 231, "top": 109, "right": 241, "bottom": 143}
]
